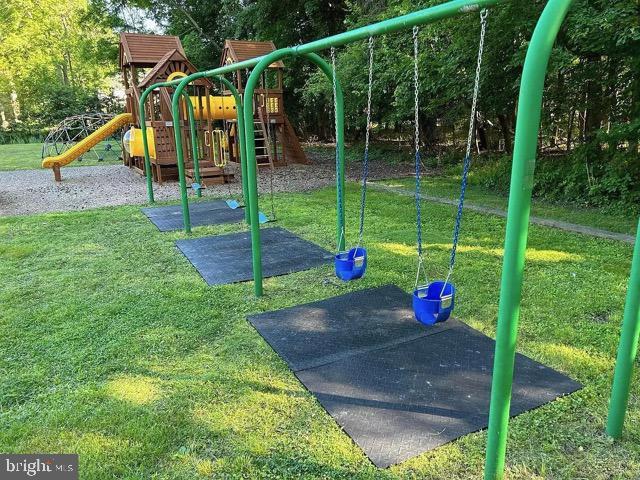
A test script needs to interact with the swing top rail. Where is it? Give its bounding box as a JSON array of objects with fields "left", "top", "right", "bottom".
[{"left": 289, "top": 0, "right": 498, "bottom": 54}]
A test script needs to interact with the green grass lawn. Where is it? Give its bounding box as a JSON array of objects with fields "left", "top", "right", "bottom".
[
  {"left": 0, "top": 142, "right": 123, "bottom": 171},
  {"left": 376, "top": 175, "right": 638, "bottom": 236},
  {"left": 1, "top": 186, "right": 639, "bottom": 479}
]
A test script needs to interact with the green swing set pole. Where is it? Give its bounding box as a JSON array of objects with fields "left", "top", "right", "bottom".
[
  {"left": 606, "top": 217, "right": 640, "bottom": 438},
  {"left": 483, "top": 0, "right": 574, "bottom": 478},
  {"left": 242, "top": 51, "right": 345, "bottom": 297},
  {"left": 139, "top": 87, "right": 154, "bottom": 203},
  {"left": 139, "top": 84, "right": 201, "bottom": 202}
]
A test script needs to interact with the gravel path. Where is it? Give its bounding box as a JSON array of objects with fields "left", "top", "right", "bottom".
[{"left": 0, "top": 150, "right": 414, "bottom": 217}]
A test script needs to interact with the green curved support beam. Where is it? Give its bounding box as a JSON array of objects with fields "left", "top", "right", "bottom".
[
  {"left": 242, "top": 51, "right": 346, "bottom": 297},
  {"left": 606, "top": 217, "right": 640, "bottom": 438},
  {"left": 139, "top": 83, "right": 201, "bottom": 203},
  {"left": 170, "top": 75, "right": 248, "bottom": 232},
  {"left": 483, "top": 0, "right": 574, "bottom": 478}
]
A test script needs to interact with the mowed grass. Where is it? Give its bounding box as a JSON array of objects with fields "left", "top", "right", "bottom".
[
  {"left": 0, "top": 142, "right": 123, "bottom": 171},
  {"left": 376, "top": 175, "right": 638, "bottom": 236},
  {"left": 1, "top": 185, "right": 639, "bottom": 479}
]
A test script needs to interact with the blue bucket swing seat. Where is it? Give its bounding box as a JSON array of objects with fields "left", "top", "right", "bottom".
[
  {"left": 413, "top": 281, "right": 455, "bottom": 326},
  {"left": 335, "top": 247, "right": 367, "bottom": 281},
  {"left": 410, "top": 15, "right": 485, "bottom": 325}
]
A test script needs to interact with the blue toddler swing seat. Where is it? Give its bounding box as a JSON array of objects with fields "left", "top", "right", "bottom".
[
  {"left": 413, "top": 281, "right": 455, "bottom": 325},
  {"left": 411, "top": 11, "right": 486, "bottom": 325},
  {"left": 332, "top": 39, "right": 374, "bottom": 282},
  {"left": 335, "top": 246, "right": 367, "bottom": 281},
  {"left": 411, "top": 141, "right": 458, "bottom": 326}
]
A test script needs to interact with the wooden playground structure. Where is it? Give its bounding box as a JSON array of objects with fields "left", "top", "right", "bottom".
[{"left": 119, "top": 33, "right": 308, "bottom": 185}]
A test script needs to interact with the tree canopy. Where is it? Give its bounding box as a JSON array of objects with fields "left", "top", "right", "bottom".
[{"left": 0, "top": 0, "right": 117, "bottom": 132}]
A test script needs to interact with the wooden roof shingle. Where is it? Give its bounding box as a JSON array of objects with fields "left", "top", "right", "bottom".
[{"left": 120, "top": 33, "right": 185, "bottom": 68}]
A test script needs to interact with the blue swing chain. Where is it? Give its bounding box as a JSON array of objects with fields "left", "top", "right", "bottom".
[
  {"left": 331, "top": 47, "right": 344, "bottom": 252},
  {"left": 358, "top": 37, "right": 374, "bottom": 246},
  {"left": 413, "top": 26, "right": 428, "bottom": 289},
  {"left": 442, "top": 9, "right": 488, "bottom": 292}
]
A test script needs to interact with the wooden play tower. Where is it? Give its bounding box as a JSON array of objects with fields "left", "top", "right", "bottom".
[
  {"left": 119, "top": 33, "right": 307, "bottom": 185},
  {"left": 220, "top": 40, "right": 309, "bottom": 168}
]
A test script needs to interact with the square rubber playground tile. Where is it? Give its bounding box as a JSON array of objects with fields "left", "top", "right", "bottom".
[
  {"left": 248, "top": 285, "right": 582, "bottom": 468},
  {"left": 142, "top": 200, "right": 245, "bottom": 231},
  {"left": 176, "top": 226, "right": 333, "bottom": 286}
]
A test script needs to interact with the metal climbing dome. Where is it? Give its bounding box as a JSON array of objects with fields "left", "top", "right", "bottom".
[{"left": 41, "top": 113, "right": 125, "bottom": 163}]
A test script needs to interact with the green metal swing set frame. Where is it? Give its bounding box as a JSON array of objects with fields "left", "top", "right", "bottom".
[{"left": 137, "top": 0, "right": 640, "bottom": 478}]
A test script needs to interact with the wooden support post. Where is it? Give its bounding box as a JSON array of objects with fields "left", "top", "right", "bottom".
[{"left": 53, "top": 164, "right": 62, "bottom": 182}]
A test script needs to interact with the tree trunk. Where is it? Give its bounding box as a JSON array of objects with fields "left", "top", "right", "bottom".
[
  {"left": 583, "top": 57, "right": 605, "bottom": 146},
  {"left": 498, "top": 113, "right": 512, "bottom": 154},
  {"left": 420, "top": 114, "right": 437, "bottom": 149},
  {"left": 476, "top": 118, "right": 488, "bottom": 153},
  {"left": 629, "top": 56, "right": 640, "bottom": 154},
  {"left": 566, "top": 108, "right": 575, "bottom": 153},
  {"left": 65, "top": 50, "right": 73, "bottom": 86}
]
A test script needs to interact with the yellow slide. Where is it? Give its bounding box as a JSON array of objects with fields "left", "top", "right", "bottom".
[{"left": 42, "top": 113, "right": 133, "bottom": 168}]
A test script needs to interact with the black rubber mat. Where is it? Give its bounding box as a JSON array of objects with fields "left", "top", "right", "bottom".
[
  {"left": 142, "top": 200, "right": 245, "bottom": 231},
  {"left": 249, "top": 285, "right": 456, "bottom": 371},
  {"left": 176, "top": 227, "right": 333, "bottom": 286},
  {"left": 248, "top": 285, "right": 582, "bottom": 468}
]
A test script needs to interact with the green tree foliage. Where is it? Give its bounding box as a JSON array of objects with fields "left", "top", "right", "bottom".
[
  {"left": 0, "top": 0, "right": 118, "bottom": 133},
  {"left": 301, "top": 0, "right": 638, "bottom": 210}
]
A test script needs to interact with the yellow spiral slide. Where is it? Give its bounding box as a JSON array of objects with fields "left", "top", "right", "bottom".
[{"left": 42, "top": 113, "right": 133, "bottom": 168}]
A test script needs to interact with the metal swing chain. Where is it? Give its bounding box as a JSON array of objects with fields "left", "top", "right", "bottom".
[
  {"left": 413, "top": 26, "right": 428, "bottom": 290},
  {"left": 442, "top": 8, "right": 488, "bottom": 292},
  {"left": 358, "top": 36, "right": 374, "bottom": 247},
  {"left": 220, "top": 79, "right": 235, "bottom": 201},
  {"left": 331, "top": 47, "right": 345, "bottom": 252},
  {"left": 263, "top": 73, "right": 277, "bottom": 221}
]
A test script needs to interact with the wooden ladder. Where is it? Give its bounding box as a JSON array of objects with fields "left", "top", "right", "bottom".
[{"left": 254, "top": 109, "right": 274, "bottom": 168}]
